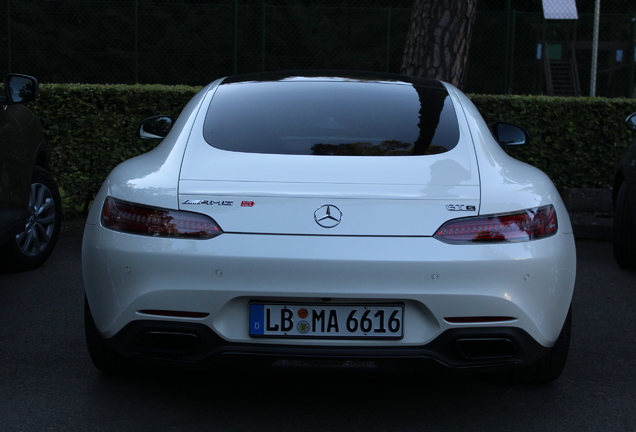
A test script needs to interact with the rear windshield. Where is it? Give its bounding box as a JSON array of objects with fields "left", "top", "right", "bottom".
[{"left": 203, "top": 81, "right": 460, "bottom": 156}]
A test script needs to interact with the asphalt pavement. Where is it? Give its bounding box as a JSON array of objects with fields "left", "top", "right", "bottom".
[{"left": 0, "top": 221, "right": 634, "bottom": 431}]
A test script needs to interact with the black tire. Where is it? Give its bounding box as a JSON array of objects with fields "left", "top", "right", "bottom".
[
  {"left": 1, "top": 167, "right": 61, "bottom": 271},
  {"left": 498, "top": 306, "right": 571, "bottom": 385},
  {"left": 84, "top": 297, "right": 133, "bottom": 374},
  {"left": 612, "top": 181, "right": 636, "bottom": 270}
]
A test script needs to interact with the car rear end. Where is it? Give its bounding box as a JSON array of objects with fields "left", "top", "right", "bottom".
[{"left": 83, "top": 72, "right": 575, "bottom": 377}]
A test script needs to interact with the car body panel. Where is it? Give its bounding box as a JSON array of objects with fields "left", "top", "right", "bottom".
[
  {"left": 83, "top": 224, "right": 574, "bottom": 347},
  {"left": 82, "top": 71, "right": 576, "bottom": 374},
  {"left": 612, "top": 114, "right": 636, "bottom": 268},
  {"left": 0, "top": 82, "right": 47, "bottom": 244},
  {"left": 450, "top": 88, "right": 573, "bottom": 234},
  {"left": 85, "top": 81, "right": 220, "bottom": 217},
  {"left": 615, "top": 133, "right": 636, "bottom": 217},
  {"left": 176, "top": 79, "right": 481, "bottom": 236},
  {"left": 178, "top": 185, "right": 480, "bottom": 236}
]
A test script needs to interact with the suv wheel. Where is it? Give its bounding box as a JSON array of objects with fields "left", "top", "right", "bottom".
[{"left": 1, "top": 167, "right": 61, "bottom": 271}]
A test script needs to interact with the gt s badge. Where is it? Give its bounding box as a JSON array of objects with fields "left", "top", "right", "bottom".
[{"left": 446, "top": 204, "right": 476, "bottom": 211}]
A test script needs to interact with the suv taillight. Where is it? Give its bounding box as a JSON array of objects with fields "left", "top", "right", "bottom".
[
  {"left": 434, "top": 205, "right": 557, "bottom": 244},
  {"left": 101, "top": 197, "right": 222, "bottom": 239}
]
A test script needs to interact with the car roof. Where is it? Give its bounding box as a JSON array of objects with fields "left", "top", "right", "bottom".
[{"left": 219, "top": 70, "right": 447, "bottom": 90}]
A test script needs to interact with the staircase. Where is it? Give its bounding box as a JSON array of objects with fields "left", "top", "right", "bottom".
[{"left": 544, "top": 44, "right": 581, "bottom": 96}]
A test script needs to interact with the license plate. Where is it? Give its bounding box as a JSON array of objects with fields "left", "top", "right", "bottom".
[{"left": 249, "top": 303, "right": 404, "bottom": 339}]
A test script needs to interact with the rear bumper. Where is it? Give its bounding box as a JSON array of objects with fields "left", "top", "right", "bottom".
[
  {"left": 83, "top": 225, "right": 576, "bottom": 348},
  {"left": 105, "top": 319, "right": 549, "bottom": 373}
]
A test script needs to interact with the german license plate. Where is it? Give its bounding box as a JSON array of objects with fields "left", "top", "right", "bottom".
[{"left": 249, "top": 303, "right": 403, "bottom": 339}]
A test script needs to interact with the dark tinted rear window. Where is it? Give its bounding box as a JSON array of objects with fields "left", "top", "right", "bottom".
[{"left": 203, "top": 81, "right": 459, "bottom": 156}]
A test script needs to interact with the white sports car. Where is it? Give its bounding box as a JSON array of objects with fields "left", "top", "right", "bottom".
[{"left": 82, "top": 71, "right": 576, "bottom": 383}]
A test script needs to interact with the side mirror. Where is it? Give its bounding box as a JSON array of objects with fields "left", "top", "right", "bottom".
[
  {"left": 138, "top": 115, "right": 174, "bottom": 140},
  {"left": 492, "top": 122, "right": 529, "bottom": 146},
  {"left": 625, "top": 112, "right": 636, "bottom": 132},
  {"left": 4, "top": 74, "right": 38, "bottom": 104}
]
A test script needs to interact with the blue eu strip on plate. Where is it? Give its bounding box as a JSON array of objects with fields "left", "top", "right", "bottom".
[{"left": 250, "top": 304, "right": 265, "bottom": 335}]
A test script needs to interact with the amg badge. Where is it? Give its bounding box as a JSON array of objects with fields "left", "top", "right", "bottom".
[{"left": 182, "top": 199, "right": 234, "bottom": 206}]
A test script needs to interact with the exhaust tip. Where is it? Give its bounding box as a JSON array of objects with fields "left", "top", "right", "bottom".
[
  {"left": 137, "top": 331, "right": 200, "bottom": 355},
  {"left": 454, "top": 338, "right": 518, "bottom": 360}
]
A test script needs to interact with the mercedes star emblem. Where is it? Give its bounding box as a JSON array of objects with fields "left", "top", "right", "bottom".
[{"left": 314, "top": 205, "right": 342, "bottom": 228}]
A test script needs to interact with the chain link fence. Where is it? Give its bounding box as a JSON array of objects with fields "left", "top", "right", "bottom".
[{"left": 1, "top": 0, "right": 635, "bottom": 97}]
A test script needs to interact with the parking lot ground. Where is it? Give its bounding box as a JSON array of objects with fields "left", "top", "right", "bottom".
[{"left": 0, "top": 231, "right": 635, "bottom": 431}]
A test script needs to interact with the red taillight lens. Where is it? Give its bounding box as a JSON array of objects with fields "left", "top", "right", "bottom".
[
  {"left": 101, "top": 197, "right": 223, "bottom": 239},
  {"left": 434, "top": 205, "right": 557, "bottom": 244}
]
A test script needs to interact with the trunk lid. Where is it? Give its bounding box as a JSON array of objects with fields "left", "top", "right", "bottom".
[{"left": 179, "top": 143, "right": 480, "bottom": 237}]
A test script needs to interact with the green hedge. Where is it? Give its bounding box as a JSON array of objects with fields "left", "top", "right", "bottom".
[
  {"left": 30, "top": 84, "right": 636, "bottom": 217},
  {"left": 472, "top": 95, "right": 636, "bottom": 193},
  {"left": 33, "top": 84, "right": 199, "bottom": 216}
]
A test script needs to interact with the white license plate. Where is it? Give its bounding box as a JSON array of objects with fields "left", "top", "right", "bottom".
[{"left": 249, "top": 303, "right": 403, "bottom": 339}]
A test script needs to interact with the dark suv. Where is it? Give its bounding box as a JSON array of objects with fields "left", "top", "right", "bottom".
[
  {"left": 613, "top": 112, "right": 636, "bottom": 270},
  {"left": 0, "top": 74, "right": 61, "bottom": 271}
]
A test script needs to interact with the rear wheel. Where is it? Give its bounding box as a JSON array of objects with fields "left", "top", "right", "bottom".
[
  {"left": 498, "top": 306, "right": 571, "bottom": 385},
  {"left": 613, "top": 181, "right": 636, "bottom": 270},
  {"left": 1, "top": 167, "right": 61, "bottom": 271}
]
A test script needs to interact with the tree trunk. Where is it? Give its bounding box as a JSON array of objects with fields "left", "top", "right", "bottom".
[{"left": 401, "top": 0, "right": 477, "bottom": 90}]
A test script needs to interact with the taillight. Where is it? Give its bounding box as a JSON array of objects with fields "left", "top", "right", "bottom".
[
  {"left": 434, "top": 205, "right": 557, "bottom": 244},
  {"left": 101, "top": 197, "right": 222, "bottom": 239}
]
